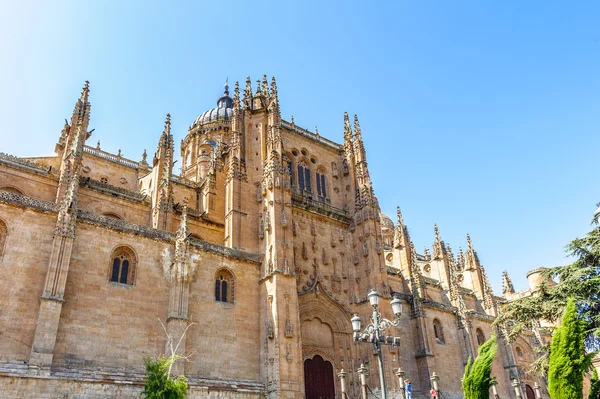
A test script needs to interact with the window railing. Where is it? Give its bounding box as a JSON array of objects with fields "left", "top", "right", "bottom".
[{"left": 291, "top": 191, "right": 350, "bottom": 224}]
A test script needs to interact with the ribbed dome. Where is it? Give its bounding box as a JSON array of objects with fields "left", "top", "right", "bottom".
[
  {"left": 380, "top": 212, "right": 394, "bottom": 230},
  {"left": 193, "top": 82, "right": 233, "bottom": 126}
]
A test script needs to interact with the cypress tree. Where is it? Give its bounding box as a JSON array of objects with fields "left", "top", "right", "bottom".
[
  {"left": 547, "top": 298, "right": 594, "bottom": 399},
  {"left": 462, "top": 333, "right": 497, "bottom": 399}
]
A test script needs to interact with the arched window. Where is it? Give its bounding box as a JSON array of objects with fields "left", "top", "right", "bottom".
[
  {"left": 316, "top": 170, "right": 326, "bottom": 198},
  {"left": 476, "top": 328, "right": 485, "bottom": 346},
  {"left": 0, "top": 186, "right": 24, "bottom": 195},
  {"left": 215, "top": 268, "right": 235, "bottom": 304},
  {"left": 515, "top": 346, "right": 524, "bottom": 360},
  {"left": 0, "top": 219, "right": 7, "bottom": 260},
  {"left": 109, "top": 246, "right": 136, "bottom": 285},
  {"left": 298, "top": 161, "right": 311, "bottom": 192},
  {"left": 433, "top": 319, "right": 445, "bottom": 344},
  {"left": 185, "top": 150, "right": 192, "bottom": 167}
]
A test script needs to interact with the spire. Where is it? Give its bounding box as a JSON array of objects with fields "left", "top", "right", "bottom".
[
  {"left": 502, "top": 270, "right": 515, "bottom": 295},
  {"left": 344, "top": 112, "right": 352, "bottom": 142},
  {"left": 243, "top": 76, "right": 252, "bottom": 108},
  {"left": 233, "top": 81, "right": 240, "bottom": 110},
  {"left": 270, "top": 76, "right": 278, "bottom": 100},
  {"left": 457, "top": 247, "right": 465, "bottom": 270},
  {"left": 353, "top": 114, "right": 365, "bottom": 155},
  {"left": 393, "top": 205, "right": 406, "bottom": 249},
  {"left": 465, "top": 233, "right": 479, "bottom": 270},
  {"left": 80, "top": 80, "right": 90, "bottom": 103},
  {"left": 176, "top": 205, "right": 189, "bottom": 243},
  {"left": 432, "top": 224, "right": 443, "bottom": 259},
  {"left": 261, "top": 74, "right": 269, "bottom": 96}
]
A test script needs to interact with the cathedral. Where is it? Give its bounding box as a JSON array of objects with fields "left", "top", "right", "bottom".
[{"left": 0, "top": 77, "right": 549, "bottom": 398}]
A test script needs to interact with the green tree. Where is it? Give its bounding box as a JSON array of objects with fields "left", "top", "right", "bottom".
[
  {"left": 462, "top": 334, "right": 497, "bottom": 399},
  {"left": 589, "top": 369, "right": 600, "bottom": 399},
  {"left": 548, "top": 298, "right": 594, "bottom": 399},
  {"left": 495, "top": 223, "right": 600, "bottom": 373},
  {"left": 142, "top": 355, "right": 188, "bottom": 399}
]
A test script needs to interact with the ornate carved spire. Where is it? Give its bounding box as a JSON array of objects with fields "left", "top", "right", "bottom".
[
  {"left": 270, "top": 76, "right": 278, "bottom": 100},
  {"left": 393, "top": 205, "right": 406, "bottom": 249},
  {"left": 261, "top": 74, "right": 269, "bottom": 96},
  {"left": 432, "top": 224, "right": 443, "bottom": 259},
  {"left": 465, "top": 233, "right": 478, "bottom": 270},
  {"left": 409, "top": 241, "right": 424, "bottom": 316},
  {"left": 481, "top": 266, "right": 495, "bottom": 310},
  {"left": 502, "top": 270, "right": 515, "bottom": 295},
  {"left": 233, "top": 81, "right": 241, "bottom": 110},
  {"left": 457, "top": 247, "right": 465, "bottom": 270},
  {"left": 353, "top": 114, "right": 365, "bottom": 155},
  {"left": 243, "top": 76, "right": 252, "bottom": 108}
]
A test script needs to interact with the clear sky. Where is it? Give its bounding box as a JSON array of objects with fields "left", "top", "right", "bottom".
[{"left": 1, "top": 1, "right": 599, "bottom": 294}]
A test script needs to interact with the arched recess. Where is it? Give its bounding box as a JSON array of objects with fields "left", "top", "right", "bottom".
[
  {"left": 298, "top": 288, "right": 353, "bottom": 370},
  {"left": 0, "top": 186, "right": 25, "bottom": 195},
  {"left": 0, "top": 218, "right": 8, "bottom": 260}
]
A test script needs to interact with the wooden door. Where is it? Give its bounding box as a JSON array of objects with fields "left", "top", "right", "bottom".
[{"left": 304, "top": 355, "right": 335, "bottom": 399}]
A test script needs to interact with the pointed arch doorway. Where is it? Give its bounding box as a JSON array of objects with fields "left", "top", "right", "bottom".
[{"left": 304, "top": 355, "right": 335, "bottom": 399}]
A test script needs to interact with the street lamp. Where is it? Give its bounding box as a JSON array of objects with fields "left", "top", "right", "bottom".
[
  {"left": 352, "top": 290, "right": 403, "bottom": 399},
  {"left": 395, "top": 368, "right": 405, "bottom": 399}
]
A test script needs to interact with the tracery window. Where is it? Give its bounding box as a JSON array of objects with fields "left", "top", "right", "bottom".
[
  {"left": 316, "top": 170, "right": 327, "bottom": 198},
  {"left": 109, "top": 246, "right": 136, "bottom": 285},
  {"left": 476, "top": 328, "right": 485, "bottom": 346},
  {"left": 215, "top": 268, "right": 235, "bottom": 304},
  {"left": 515, "top": 346, "right": 524, "bottom": 359},
  {"left": 433, "top": 319, "right": 445, "bottom": 344},
  {"left": 297, "top": 161, "right": 311, "bottom": 192},
  {"left": 0, "top": 219, "right": 7, "bottom": 260}
]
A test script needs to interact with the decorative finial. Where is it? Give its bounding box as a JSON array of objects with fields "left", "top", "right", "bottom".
[
  {"left": 96, "top": 140, "right": 101, "bottom": 149},
  {"left": 396, "top": 206, "right": 404, "bottom": 226},
  {"left": 233, "top": 81, "right": 240, "bottom": 109},
  {"left": 141, "top": 149, "right": 147, "bottom": 162},
  {"left": 244, "top": 76, "right": 252, "bottom": 99},
  {"left": 502, "top": 270, "right": 515, "bottom": 295},
  {"left": 291, "top": 115, "right": 295, "bottom": 125},
  {"left": 270, "top": 76, "right": 278, "bottom": 98},
  {"left": 81, "top": 81, "right": 90, "bottom": 101},
  {"left": 315, "top": 126, "right": 319, "bottom": 136},
  {"left": 467, "top": 233, "right": 473, "bottom": 250},
  {"left": 255, "top": 79, "right": 261, "bottom": 95},
  {"left": 224, "top": 77, "right": 229, "bottom": 95},
  {"left": 353, "top": 114, "right": 362, "bottom": 139},
  {"left": 262, "top": 74, "right": 269, "bottom": 96},
  {"left": 343, "top": 112, "right": 352, "bottom": 142}
]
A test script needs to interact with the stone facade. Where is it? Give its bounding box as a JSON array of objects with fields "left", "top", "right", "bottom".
[{"left": 0, "top": 78, "right": 549, "bottom": 398}]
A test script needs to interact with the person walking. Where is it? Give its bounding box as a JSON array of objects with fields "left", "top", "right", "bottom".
[
  {"left": 405, "top": 380, "right": 412, "bottom": 399},
  {"left": 430, "top": 387, "right": 437, "bottom": 399}
]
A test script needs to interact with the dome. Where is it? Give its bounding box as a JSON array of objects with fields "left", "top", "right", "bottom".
[
  {"left": 380, "top": 212, "right": 394, "bottom": 230},
  {"left": 193, "top": 82, "right": 233, "bottom": 126}
]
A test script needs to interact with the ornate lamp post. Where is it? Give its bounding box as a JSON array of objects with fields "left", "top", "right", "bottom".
[
  {"left": 337, "top": 369, "right": 348, "bottom": 399},
  {"left": 351, "top": 290, "right": 403, "bottom": 399},
  {"left": 395, "top": 368, "right": 406, "bottom": 399},
  {"left": 512, "top": 379, "right": 523, "bottom": 399},
  {"left": 430, "top": 372, "right": 440, "bottom": 398},
  {"left": 533, "top": 382, "right": 542, "bottom": 399}
]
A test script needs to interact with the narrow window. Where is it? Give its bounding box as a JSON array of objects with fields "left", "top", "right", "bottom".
[
  {"left": 111, "top": 258, "right": 121, "bottom": 282},
  {"left": 298, "top": 163, "right": 305, "bottom": 190},
  {"left": 304, "top": 167, "right": 311, "bottom": 192},
  {"left": 0, "top": 219, "right": 7, "bottom": 260},
  {"left": 433, "top": 319, "right": 445, "bottom": 344},
  {"left": 215, "top": 269, "right": 235, "bottom": 304},
  {"left": 316, "top": 171, "right": 327, "bottom": 198},
  {"left": 476, "top": 328, "right": 485, "bottom": 345},
  {"left": 120, "top": 260, "right": 129, "bottom": 284}
]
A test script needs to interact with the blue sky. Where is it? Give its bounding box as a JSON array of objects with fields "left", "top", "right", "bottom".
[{"left": 1, "top": 1, "right": 599, "bottom": 294}]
